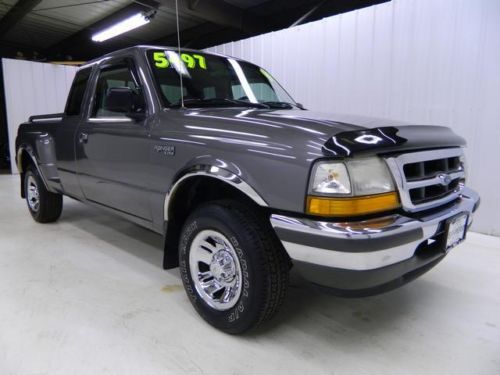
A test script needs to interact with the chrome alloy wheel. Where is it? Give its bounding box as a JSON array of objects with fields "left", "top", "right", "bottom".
[
  {"left": 27, "top": 175, "right": 40, "bottom": 212},
  {"left": 189, "top": 230, "right": 243, "bottom": 311}
]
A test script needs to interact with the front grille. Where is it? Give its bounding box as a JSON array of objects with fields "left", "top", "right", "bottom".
[
  {"left": 385, "top": 148, "right": 465, "bottom": 212},
  {"left": 403, "top": 157, "right": 461, "bottom": 181},
  {"left": 409, "top": 178, "right": 460, "bottom": 204}
]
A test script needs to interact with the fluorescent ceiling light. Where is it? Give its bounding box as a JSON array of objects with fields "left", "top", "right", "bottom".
[{"left": 92, "top": 12, "right": 150, "bottom": 42}]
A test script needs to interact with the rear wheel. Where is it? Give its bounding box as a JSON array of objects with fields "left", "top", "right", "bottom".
[
  {"left": 179, "top": 200, "right": 290, "bottom": 334},
  {"left": 24, "top": 166, "right": 63, "bottom": 223}
]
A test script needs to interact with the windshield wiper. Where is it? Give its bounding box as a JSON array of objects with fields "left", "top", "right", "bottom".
[
  {"left": 170, "top": 98, "right": 269, "bottom": 109},
  {"left": 262, "top": 101, "right": 295, "bottom": 109}
]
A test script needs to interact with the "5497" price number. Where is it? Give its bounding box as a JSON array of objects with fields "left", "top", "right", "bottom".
[{"left": 152, "top": 51, "right": 207, "bottom": 70}]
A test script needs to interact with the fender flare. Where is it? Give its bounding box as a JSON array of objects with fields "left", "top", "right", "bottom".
[
  {"left": 16, "top": 145, "right": 50, "bottom": 190},
  {"left": 163, "top": 164, "right": 268, "bottom": 222}
]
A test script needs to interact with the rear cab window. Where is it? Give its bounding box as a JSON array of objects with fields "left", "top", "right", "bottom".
[{"left": 65, "top": 67, "right": 92, "bottom": 116}]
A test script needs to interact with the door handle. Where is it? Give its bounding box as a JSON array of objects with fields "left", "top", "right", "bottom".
[{"left": 78, "top": 132, "right": 88, "bottom": 144}]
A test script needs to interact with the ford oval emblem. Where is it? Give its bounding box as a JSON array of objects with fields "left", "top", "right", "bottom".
[{"left": 437, "top": 173, "right": 452, "bottom": 186}]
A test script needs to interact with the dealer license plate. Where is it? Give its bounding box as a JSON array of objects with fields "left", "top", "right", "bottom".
[{"left": 445, "top": 213, "right": 468, "bottom": 251}]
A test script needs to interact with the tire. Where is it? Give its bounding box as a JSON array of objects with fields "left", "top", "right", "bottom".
[
  {"left": 179, "top": 200, "right": 290, "bottom": 334},
  {"left": 24, "top": 166, "right": 63, "bottom": 223}
]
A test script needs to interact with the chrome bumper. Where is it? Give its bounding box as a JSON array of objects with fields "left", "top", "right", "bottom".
[{"left": 271, "top": 188, "right": 480, "bottom": 274}]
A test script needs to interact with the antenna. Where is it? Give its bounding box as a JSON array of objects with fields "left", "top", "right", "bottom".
[{"left": 174, "top": 0, "right": 184, "bottom": 108}]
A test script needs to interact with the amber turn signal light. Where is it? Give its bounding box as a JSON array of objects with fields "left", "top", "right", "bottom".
[{"left": 306, "top": 192, "right": 400, "bottom": 217}]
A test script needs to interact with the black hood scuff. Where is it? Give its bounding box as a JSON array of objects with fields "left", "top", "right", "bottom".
[
  {"left": 321, "top": 125, "right": 466, "bottom": 157},
  {"left": 322, "top": 127, "right": 407, "bottom": 157}
]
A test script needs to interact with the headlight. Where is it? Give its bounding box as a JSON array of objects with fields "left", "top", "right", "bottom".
[
  {"left": 348, "top": 157, "right": 395, "bottom": 195},
  {"left": 310, "top": 162, "right": 351, "bottom": 195},
  {"left": 307, "top": 157, "right": 400, "bottom": 217}
]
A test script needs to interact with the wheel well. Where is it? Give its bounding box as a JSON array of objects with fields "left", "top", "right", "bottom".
[{"left": 163, "top": 176, "right": 268, "bottom": 269}]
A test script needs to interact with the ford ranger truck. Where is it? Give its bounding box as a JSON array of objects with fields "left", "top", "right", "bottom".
[{"left": 15, "top": 46, "right": 480, "bottom": 334}]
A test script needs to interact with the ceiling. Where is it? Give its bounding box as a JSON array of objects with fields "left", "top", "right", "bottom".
[{"left": 0, "top": 0, "right": 387, "bottom": 61}]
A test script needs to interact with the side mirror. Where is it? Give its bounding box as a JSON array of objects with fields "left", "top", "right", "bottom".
[
  {"left": 105, "top": 87, "right": 134, "bottom": 113},
  {"left": 296, "top": 103, "right": 306, "bottom": 110}
]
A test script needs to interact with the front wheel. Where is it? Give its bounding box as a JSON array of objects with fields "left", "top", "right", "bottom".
[
  {"left": 24, "top": 166, "right": 63, "bottom": 223},
  {"left": 179, "top": 200, "right": 290, "bottom": 334}
]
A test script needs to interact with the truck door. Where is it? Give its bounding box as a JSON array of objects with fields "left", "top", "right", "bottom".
[
  {"left": 76, "top": 58, "right": 153, "bottom": 222},
  {"left": 54, "top": 67, "right": 93, "bottom": 199}
]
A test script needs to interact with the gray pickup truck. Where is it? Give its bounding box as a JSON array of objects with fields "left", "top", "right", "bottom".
[{"left": 16, "top": 45, "right": 480, "bottom": 333}]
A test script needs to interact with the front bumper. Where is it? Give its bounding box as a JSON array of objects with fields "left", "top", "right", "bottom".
[{"left": 271, "top": 187, "right": 480, "bottom": 296}]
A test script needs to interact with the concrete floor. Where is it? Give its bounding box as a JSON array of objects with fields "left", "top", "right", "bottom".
[{"left": 0, "top": 174, "right": 499, "bottom": 375}]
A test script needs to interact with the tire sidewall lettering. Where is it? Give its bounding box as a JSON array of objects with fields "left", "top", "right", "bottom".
[{"left": 227, "top": 237, "right": 249, "bottom": 322}]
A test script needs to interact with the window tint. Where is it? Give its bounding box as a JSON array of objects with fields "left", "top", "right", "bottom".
[
  {"left": 160, "top": 84, "right": 187, "bottom": 105},
  {"left": 232, "top": 83, "right": 278, "bottom": 102},
  {"left": 65, "top": 68, "right": 91, "bottom": 116},
  {"left": 92, "top": 63, "right": 145, "bottom": 117}
]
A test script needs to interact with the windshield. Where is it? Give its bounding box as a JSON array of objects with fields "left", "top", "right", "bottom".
[{"left": 146, "top": 49, "right": 297, "bottom": 109}]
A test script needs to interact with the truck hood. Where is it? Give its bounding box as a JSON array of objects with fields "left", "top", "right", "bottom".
[{"left": 170, "top": 108, "right": 465, "bottom": 160}]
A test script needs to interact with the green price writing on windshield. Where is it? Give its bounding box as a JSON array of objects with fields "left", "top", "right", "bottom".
[{"left": 153, "top": 52, "right": 207, "bottom": 69}]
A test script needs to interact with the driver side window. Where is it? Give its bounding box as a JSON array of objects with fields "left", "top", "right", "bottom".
[{"left": 92, "top": 63, "right": 145, "bottom": 118}]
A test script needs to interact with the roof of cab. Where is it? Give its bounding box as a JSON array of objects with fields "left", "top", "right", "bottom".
[{"left": 80, "top": 45, "right": 240, "bottom": 69}]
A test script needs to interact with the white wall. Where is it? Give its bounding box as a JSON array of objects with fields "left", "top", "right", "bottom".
[
  {"left": 206, "top": 0, "right": 500, "bottom": 236},
  {"left": 2, "top": 59, "right": 77, "bottom": 174}
]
